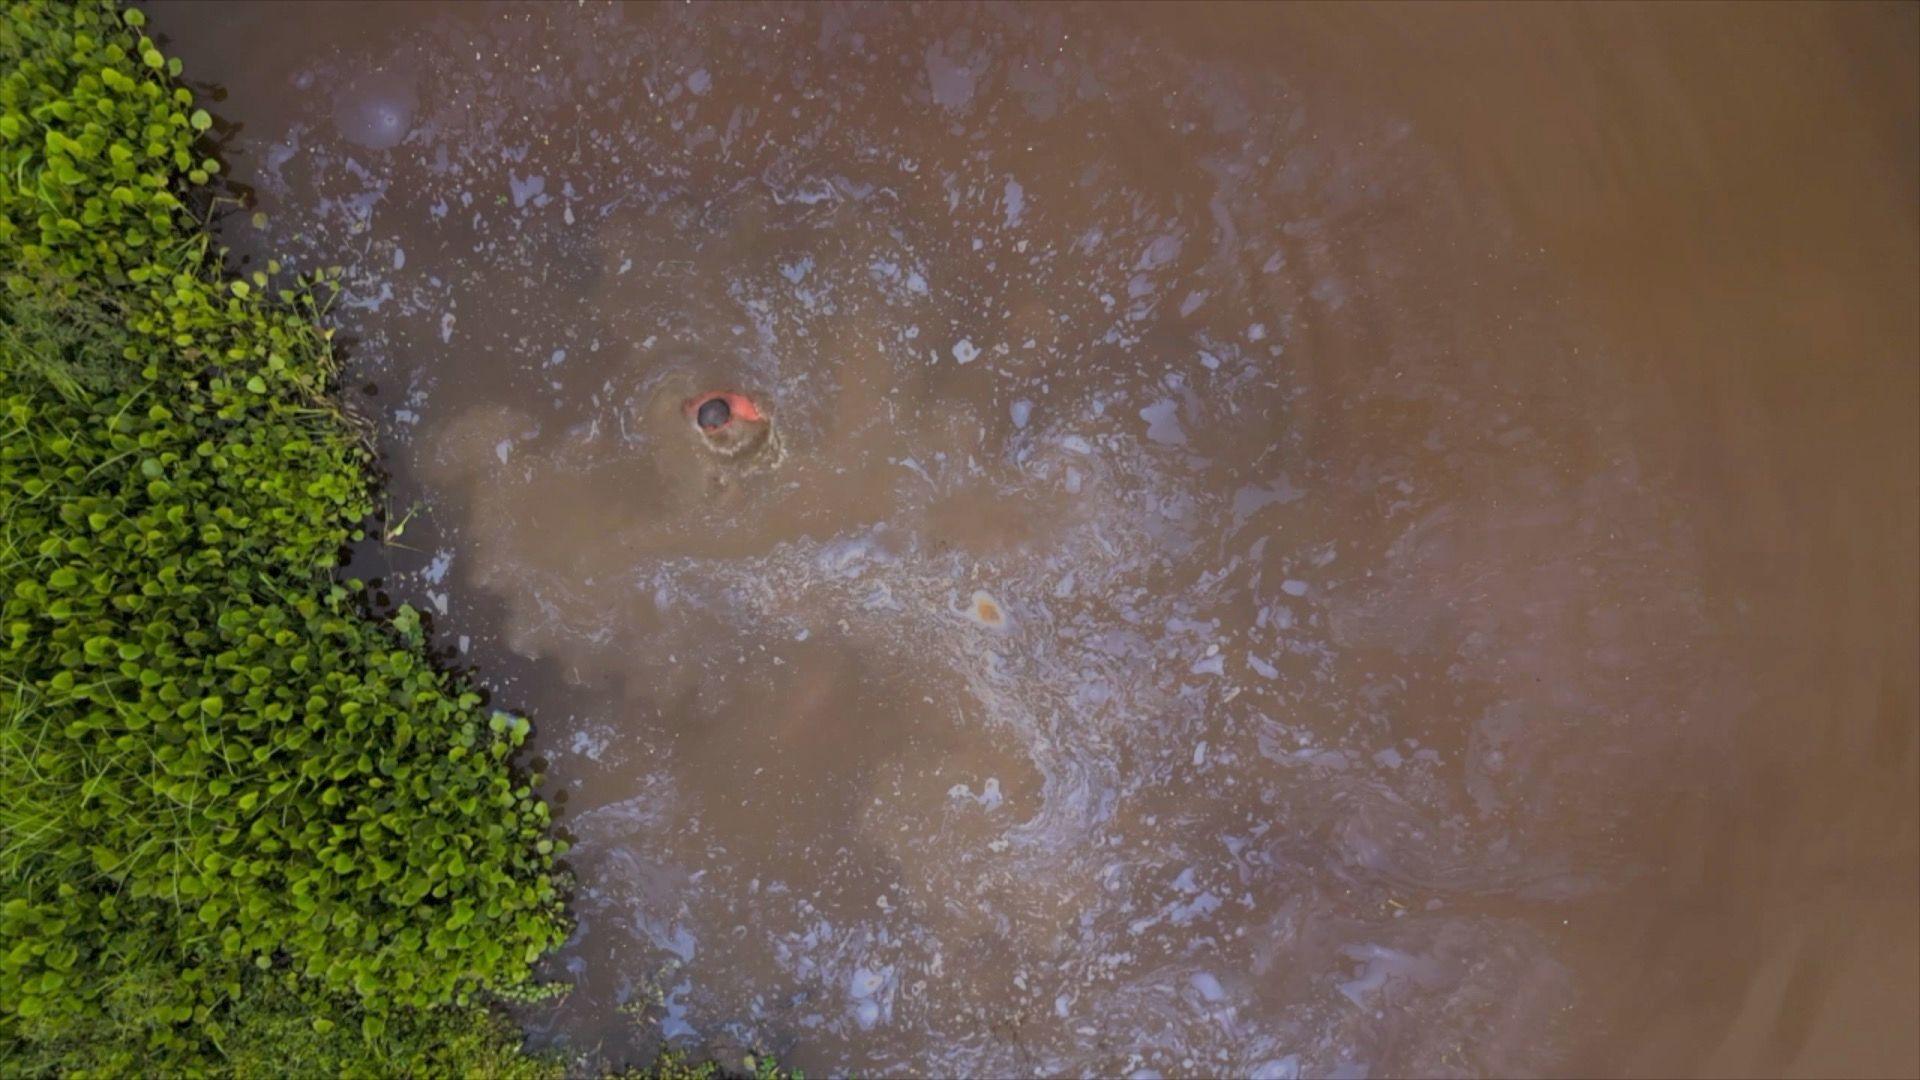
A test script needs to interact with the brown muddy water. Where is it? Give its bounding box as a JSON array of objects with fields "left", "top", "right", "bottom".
[{"left": 148, "top": 2, "right": 1918, "bottom": 1076}]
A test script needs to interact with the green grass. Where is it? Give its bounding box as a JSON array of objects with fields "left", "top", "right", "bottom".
[
  {"left": 0, "top": 0, "right": 578, "bottom": 1072},
  {"left": 0, "top": 4, "right": 804, "bottom": 1073}
]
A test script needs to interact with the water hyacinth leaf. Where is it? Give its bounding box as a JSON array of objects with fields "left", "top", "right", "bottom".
[{"left": 0, "top": 1, "right": 566, "bottom": 1070}]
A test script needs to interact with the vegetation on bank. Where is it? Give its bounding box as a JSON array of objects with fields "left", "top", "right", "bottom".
[
  {"left": 0, "top": 1, "right": 684, "bottom": 1074},
  {"left": 0, "top": 3, "right": 802, "bottom": 1072}
]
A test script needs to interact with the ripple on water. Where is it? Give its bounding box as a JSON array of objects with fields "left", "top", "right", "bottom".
[{"left": 207, "top": 3, "right": 1735, "bottom": 1075}]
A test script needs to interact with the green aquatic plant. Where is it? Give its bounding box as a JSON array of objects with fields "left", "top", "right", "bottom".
[
  {"left": 0, "top": 0, "right": 570, "bottom": 1070},
  {"left": 646, "top": 1050, "right": 806, "bottom": 1080}
]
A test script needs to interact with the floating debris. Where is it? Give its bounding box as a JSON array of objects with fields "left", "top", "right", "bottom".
[{"left": 960, "top": 589, "right": 1010, "bottom": 630}]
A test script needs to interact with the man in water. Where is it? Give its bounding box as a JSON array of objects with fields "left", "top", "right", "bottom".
[{"left": 685, "top": 389, "right": 780, "bottom": 470}]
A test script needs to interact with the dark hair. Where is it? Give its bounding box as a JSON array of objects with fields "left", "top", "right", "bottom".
[{"left": 696, "top": 397, "right": 731, "bottom": 430}]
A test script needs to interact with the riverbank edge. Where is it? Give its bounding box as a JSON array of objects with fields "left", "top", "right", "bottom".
[{"left": 0, "top": 3, "right": 792, "bottom": 1075}]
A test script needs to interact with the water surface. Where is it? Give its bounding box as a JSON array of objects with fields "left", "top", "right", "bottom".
[{"left": 151, "top": 3, "right": 1918, "bottom": 1076}]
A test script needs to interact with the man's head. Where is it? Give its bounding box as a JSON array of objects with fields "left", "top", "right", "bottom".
[
  {"left": 685, "top": 390, "right": 776, "bottom": 463},
  {"left": 696, "top": 396, "right": 731, "bottom": 431}
]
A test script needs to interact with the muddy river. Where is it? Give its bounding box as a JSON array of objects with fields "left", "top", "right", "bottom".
[{"left": 149, "top": 3, "right": 1917, "bottom": 1076}]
